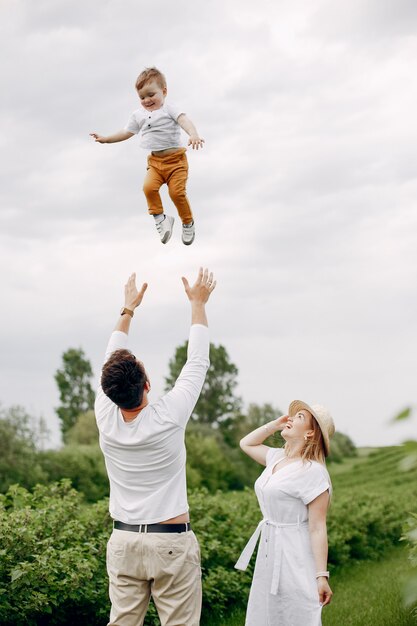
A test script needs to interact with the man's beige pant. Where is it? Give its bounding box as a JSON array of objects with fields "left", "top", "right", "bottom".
[{"left": 106, "top": 528, "right": 202, "bottom": 626}]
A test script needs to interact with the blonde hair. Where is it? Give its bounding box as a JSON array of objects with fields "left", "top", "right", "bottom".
[
  {"left": 135, "top": 67, "right": 167, "bottom": 92},
  {"left": 284, "top": 415, "right": 326, "bottom": 464},
  {"left": 284, "top": 415, "right": 332, "bottom": 505}
]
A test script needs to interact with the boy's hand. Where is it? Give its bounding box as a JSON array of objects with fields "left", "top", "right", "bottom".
[
  {"left": 124, "top": 273, "right": 148, "bottom": 310},
  {"left": 90, "top": 133, "right": 107, "bottom": 143},
  {"left": 188, "top": 135, "right": 205, "bottom": 150},
  {"left": 90, "top": 130, "right": 134, "bottom": 144}
]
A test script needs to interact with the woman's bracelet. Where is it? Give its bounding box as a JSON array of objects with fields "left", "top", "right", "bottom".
[{"left": 315, "top": 571, "right": 330, "bottom": 579}]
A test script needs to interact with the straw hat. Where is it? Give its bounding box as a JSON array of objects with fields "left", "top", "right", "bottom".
[{"left": 288, "top": 400, "right": 335, "bottom": 457}]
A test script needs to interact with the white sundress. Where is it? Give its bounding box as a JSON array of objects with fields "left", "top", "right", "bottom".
[{"left": 235, "top": 447, "right": 331, "bottom": 626}]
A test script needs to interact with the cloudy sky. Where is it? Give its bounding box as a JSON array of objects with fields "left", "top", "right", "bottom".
[{"left": 1, "top": 0, "right": 416, "bottom": 448}]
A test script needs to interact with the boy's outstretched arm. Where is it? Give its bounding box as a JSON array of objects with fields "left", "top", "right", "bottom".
[
  {"left": 90, "top": 130, "right": 134, "bottom": 144},
  {"left": 177, "top": 115, "right": 205, "bottom": 150}
]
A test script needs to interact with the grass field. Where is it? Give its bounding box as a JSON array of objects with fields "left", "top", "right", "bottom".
[{"left": 322, "top": 546, "right": 415, "bottom": 626}]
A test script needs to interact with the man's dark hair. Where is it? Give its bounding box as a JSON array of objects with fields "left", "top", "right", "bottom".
[{"left": 101, "top": 349, "right": 147, "bottom": 409}]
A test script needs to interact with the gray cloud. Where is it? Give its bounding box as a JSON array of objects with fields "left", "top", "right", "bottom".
[{"left": 1, "top": 0, "right": 416, "bottom": 448}]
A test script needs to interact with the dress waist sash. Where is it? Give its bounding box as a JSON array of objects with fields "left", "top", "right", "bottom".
[{"left": 234, "top": 518, "right": 308, "bottom": 595}]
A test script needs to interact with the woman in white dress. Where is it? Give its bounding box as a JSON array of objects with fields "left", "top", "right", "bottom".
[{"left": 235, "top": 400, "right": 335, "bottom": 626}]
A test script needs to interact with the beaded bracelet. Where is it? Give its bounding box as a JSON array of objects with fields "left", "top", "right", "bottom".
[{"left": 315, "top": 571, "right": 330, "bottom": 579}]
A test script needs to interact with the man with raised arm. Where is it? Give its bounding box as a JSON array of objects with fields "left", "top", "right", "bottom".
[{"left": 95, "top": 268, "right": 216, "bottom": 626}]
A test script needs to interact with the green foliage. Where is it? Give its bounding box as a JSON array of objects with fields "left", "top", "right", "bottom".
[
  {"left": 55, "top": 348, "right": 95, "bottom": 440},
  {"left": 36, "top": 412, "right": 106, "bottom": 503},
  {"left": 66, "top": 410, "right": 99, "bottom": 446},
  {"left": 402, "top": 514, "right": 417, "bottom": 615},
  {"left": 0, "top": 398, "right": 357, "bottom": 502},
  {"left": 327, "top": 431, "right": 357, "bottom": 463},
  {"left": 398, "top": 440, "right": 417, "bottom": 472},
  {"left": 327, "top": 446, "right": 417, "bottom": 566},
  {"left": 392, "top": 406, "right": 413, "bottom": 422},
  {"left": 190, "top": 489, "right": 258, "bottom": 619},
  {"left": 165, "top": 342, "right": 241, "bottom": 426},
  {"left": 186, "top": 422, "right": 256, "bottom": 491},
  {"left": 0, "top": 483, "right": 257, "bottom": 625},
  {"left": 220, "top": 403, "right": 284, "bottom": 448},
  {"left": 0, "top": 405, "right": 48, "bottom": 493},
  {"left": 390, "top": 405, "right": 417, "bottom": 618},
  {"left": 0, "top": 407, "right": 107, "bottom": 502},
  {"left": 38, "top": 445, "right": 109, "bottom": 502},
  {"left": 0, "top": 481, "right": 111, "bottom": 625},
  {"left": 0, "top": 445, "right": 416, "bottom": 625}
]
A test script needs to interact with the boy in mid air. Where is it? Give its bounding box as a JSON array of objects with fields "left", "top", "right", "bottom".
[{"left": 90, "top": 67, "right": 204, "bottom": 245}]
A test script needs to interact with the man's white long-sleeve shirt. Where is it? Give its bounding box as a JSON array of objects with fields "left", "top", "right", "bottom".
[{"left": 94, "top": 324, "right": 209, "bottom": 524}]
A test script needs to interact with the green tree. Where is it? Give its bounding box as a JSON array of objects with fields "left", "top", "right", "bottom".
[
  {"left": 327, "top": 431, "right": 357, "bottom": 463},
  {"left": 165, "top": 342, "right": 241, "bottom": 426},
  {"left": 66, "top": 410, "right": 99, "bottom": 446},
  {"left": 0, "top": 405, "right": 48, "bottom": 492},
  {"left": 38, "top": 445, "right": 108, "bottom": 502},
  {"left": 185, "top": 422, "right": 253, "bottom": 491},
  {"left": 220, "top": 402, "right": 284, "bottom": 448},
  {"left": 55, "top": 348, "right": 95, "bottom": 440}
]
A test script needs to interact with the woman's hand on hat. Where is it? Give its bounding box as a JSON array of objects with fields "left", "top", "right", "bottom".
[{"left": 273, "top": 415, "right": 290, "bottom": 431}]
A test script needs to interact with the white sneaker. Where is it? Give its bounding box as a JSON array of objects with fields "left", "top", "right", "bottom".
[
  {"left": 155, "top": 215, "right": 174, "bottom": 244},
  {"left": 182, "top": 221, "right": 195, "bottom": 245}
]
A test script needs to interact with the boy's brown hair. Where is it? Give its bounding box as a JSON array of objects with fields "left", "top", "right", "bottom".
[{"left": 135, "top": 67, "right": 167, "bottom": 92}]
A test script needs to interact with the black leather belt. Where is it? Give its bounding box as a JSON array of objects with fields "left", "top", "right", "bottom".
[{"left": 114, "top": 521, "right": 191, "bottom": 533}]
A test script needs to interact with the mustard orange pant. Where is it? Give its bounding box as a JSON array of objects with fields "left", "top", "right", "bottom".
[{"left": 142, "top": 148, "right": 193, "bottom": 224}]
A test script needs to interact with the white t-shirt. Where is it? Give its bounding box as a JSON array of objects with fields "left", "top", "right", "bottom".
[
  {"left": 125, "top": 102, "right": 185, "bottom": 151},
  {"left": 94, "top": 324, "right": 209, "bottom": 524}
]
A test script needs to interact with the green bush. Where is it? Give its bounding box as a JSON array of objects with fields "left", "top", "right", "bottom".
[
  {"left": 0, "top": 403, "right": 357, "bottom": 501},
  {"left": 0, "top": 481, "right": 110, "bottom": 625},
  {"left": 1, "top": 445, "right": 416, "bottom": 624},
  {"left": 186, "top": 424, "right": 258, "bottom": 491},
  {"left": 327, "top": 431, "right": 357, "bottom": 463},
  {"left": 191, "top": 489, "right": 258, "bottom": 619},
  {"left": 38, "top": 445, "right": 109, "bottom": 503},
  {"left": 327, "top": 495, "right": 403, "bottom": 566},
  {"left": 0, "top": 483, "right": 258, "bottom": 624}
]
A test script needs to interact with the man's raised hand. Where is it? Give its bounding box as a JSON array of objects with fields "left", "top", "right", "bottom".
[
  {"left": 125, "top": 273, "right": 148, "bottom": 310},
  {"left": 182, "top": 267, "right": 216, "bottom": 304}
]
